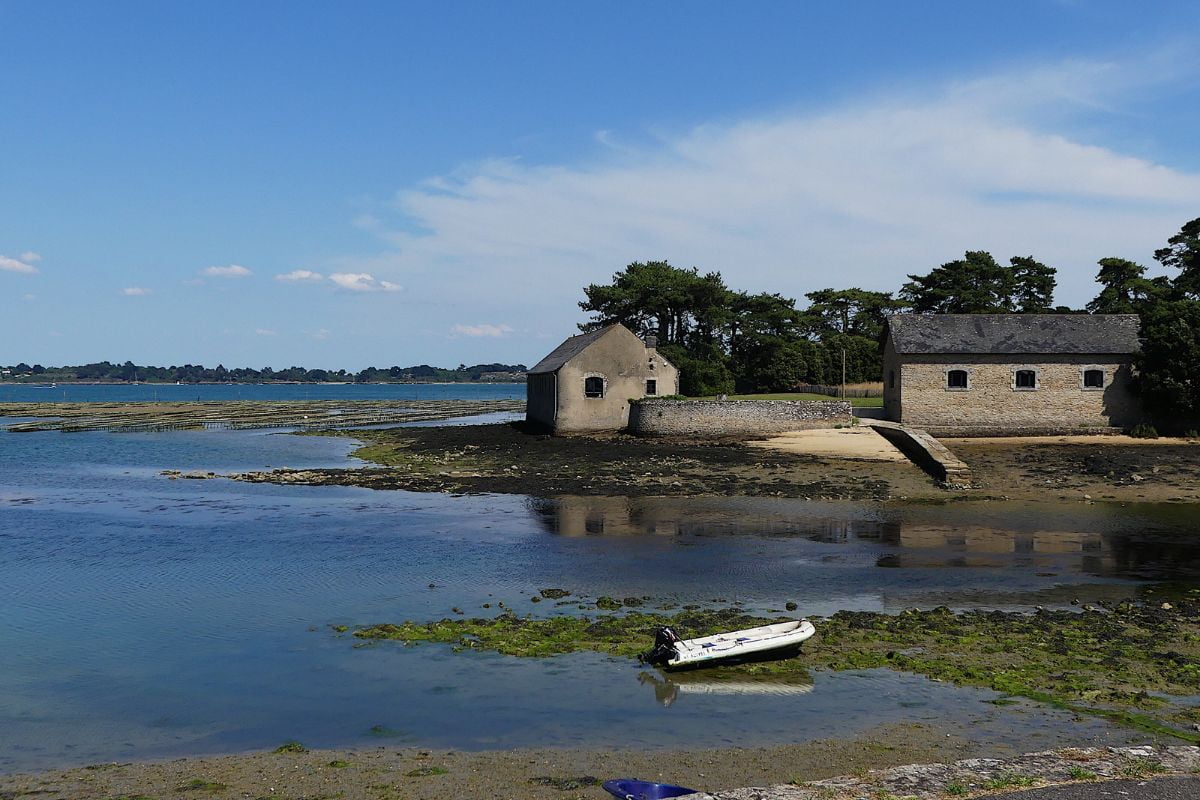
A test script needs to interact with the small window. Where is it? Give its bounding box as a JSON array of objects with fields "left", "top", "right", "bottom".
[
  {"left": 887, "top": 370, "right": 896, "bottom": 389},
  {"left": 946, "top": 369, "right": 968, "bottom": 389},
  {"left": 584, "top": 376, "right": 604, "bottom": 398},
  {"left": 1015, "top": 369, "right": 1037, "bottom": 389},
  {"left": 1083, "top": 369, "right": 1104, "bottom": 389},
  {"left": 645, "top": 379, "right": 657, "bottom": 396}
]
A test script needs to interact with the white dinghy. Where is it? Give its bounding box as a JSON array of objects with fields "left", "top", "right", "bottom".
[{"left": 639, "top": 619, "right": 815, "bottom": 670}]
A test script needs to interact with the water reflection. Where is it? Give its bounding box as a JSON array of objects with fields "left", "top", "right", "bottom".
[
  {"left": 531, "top": 495, "right": 1200, "bottom": 580},
  {"left": 638, "top": 669, "right": 815, "bottom": 707}
]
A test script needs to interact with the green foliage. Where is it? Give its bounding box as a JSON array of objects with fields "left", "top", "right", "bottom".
[
  {"left": 1, "top": 360, "right": 527, "bottom": 384},
  {"left": 802, "top": 288, "right": 898, "bottom": 339},
  {"left": 1067, "top": 766, "right": 1097, "bottom": 780},
  {"left": 273, "top": 740, "right": 307, "bottom": 753},
  {"left": 328, "top": 760, "right": 351, "bottom": 768},
  {"left": 1136, "top": 299, "right": 1200, "bottom": 426},
  {"left": 659, "top": 342, "right": 735, "bottom": 396},
  {"left": 899, "top": 251, "right": 1057, "bottom": 313},
  {"left": 1130, "top": 423, "right": 1160, "bottom": 439},
  {"left": 1086, "top": 257, "right": 1166, "bottom": 314},
  {"left": 1155, "top": 216, "right": 1200, "bottom": 298}
]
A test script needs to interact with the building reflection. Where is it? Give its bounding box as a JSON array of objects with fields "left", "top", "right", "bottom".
[{"left": 527, "top": 495, "right": 1200, "bottom": 580}]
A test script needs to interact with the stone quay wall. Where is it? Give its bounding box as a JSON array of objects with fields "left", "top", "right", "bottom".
[{"left": 628, "top": 399, "right": 852, "bottom": 437}]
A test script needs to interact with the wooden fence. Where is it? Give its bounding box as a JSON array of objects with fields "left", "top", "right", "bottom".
[{"left": 794, "top": 383, "right": 883, "bottom": 398}]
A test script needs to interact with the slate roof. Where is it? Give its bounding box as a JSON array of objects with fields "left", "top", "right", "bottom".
[
  {"left": 528, "top": 325, "right": 617, "bottom": 374},
  {"left": 887, "top": 314, "right": 1141, "bottom": 356}
]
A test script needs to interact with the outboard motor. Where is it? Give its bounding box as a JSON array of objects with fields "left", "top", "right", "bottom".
[{"left": 639, "top": 626, "right": 682, "bottom": 666}]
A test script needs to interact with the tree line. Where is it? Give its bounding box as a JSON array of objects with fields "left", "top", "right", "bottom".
[
  {"left": 0, "top": 361, "right": 528, "bottom": 384},
  {"left": 579, "top": 216, "right": 1200, "bottom": 423}
]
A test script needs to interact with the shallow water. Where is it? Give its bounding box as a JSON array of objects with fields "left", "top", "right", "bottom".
[
  {"left": 0, "top": 382, "right": 524, "bottom": 404},
  {"left": 2, "top": 424, "right": 1197, "bottom": 771}
]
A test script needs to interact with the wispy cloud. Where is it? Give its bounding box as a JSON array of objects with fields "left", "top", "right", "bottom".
[
  {"left": 450, "top": 323, "right": 514, "bottom": 338},
  {"left": 338, "top": 48, "right": 1199, "bottom": 319},
  {"left": 121, "top": 287, "right": 152, "bottom": 296},
  {"left": 275, "top": 269, "right": 324, "bottom": 282},
  {"left": 328, "top": 272, "right": 401, "bottom": 292},
  {"left": 202, "top": 264, "right": 252, "bottom": 278},
  {"left": 310, "top": 328, "right": 330, "bottom": 340},
  {"left": 255, "top": 328, "right": 277, "bottom": 336},
  {"left": 19, "top": 251, "right": 41, "bottom": 263},
  {"left": 0, "top": 254, "right": 39, "bottom": 274}
]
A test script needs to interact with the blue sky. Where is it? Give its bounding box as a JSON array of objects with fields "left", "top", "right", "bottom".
[{"left": 2, "top": 1, "right": 1198, "bottom": 369}]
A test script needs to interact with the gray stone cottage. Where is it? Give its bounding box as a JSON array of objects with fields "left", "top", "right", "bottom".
[
  {"left": 882, "top": 314, "right": 1142, "bottom": 434},
  {"left": 527, "top": 324, "right": 679, "bottom": 433}
]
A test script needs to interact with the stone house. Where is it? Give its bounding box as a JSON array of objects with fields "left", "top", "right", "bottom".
[
  {"left": 527, "top": 324, "right": 679, "bottom": 433},
  {"left": 882, "top": 313, "right": 1142, "bottom": 434}
]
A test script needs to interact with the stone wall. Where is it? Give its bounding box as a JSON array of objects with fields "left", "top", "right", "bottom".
[
  {"left": 628, "top": 399, "right": 852, "bottom": 436},
  {"left": 895, "top": 353, "right": 1142, "bottom": 432}
]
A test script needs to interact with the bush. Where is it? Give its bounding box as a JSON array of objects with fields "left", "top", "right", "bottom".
[{"left": 1130, "top": 423, "right": 1159, "bottom": 439}]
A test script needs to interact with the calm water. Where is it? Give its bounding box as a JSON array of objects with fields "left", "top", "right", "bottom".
[
  {"left": 0, "top": 382, "right": 524, "bottom": 404},
  {"left": 2, "top": 421, "right": 1198, "bottom": 771}
]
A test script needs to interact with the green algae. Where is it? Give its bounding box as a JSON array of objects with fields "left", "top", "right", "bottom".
[{"left": 353, "top": 599, "right": 1200, "bottom": 742}]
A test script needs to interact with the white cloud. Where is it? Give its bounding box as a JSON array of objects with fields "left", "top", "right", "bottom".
[
  {"left": 19, "top": 251, "right": 41, "bottom": 263},
  {"left": 121, "top": 287, "right": 152, "bottom": 296},
  {"left": 337, "top": 49, "right": 1199, "bottom": 322},
  {"left": 311, "top": 328, "right": 330, "bottom": 340},
  {"left": 22, "top": 293, "right": 35, "bottom": 301},
  {"left": 275, "top": 269, "right": 324, "bottom": 282},
  {"left": 202, "top": 264, "right": 252, "bottom": 278},
  {"left": 0, "top": 255, "right": 38, "bottom": 274},
  {"left": 328, "top": 272, "right": 402, "bottom": 292},
  {"left": 255, "top": 328, "right": 277, "bottom": 336},
  {"left": 450, "top": 323, "right": 515, "bottom": 338}
]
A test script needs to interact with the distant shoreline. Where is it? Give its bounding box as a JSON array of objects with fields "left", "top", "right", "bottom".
[{"left": 0, "top": 380, "right": 526, "bottom": 386}]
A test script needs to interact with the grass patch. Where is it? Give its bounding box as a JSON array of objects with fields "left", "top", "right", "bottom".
[
  {"left": 982, "top": 774, "right": 1039, "bottom": 790},
  {"left": 176, "top": 779, "right": 226, "bottom": 792},
  {"left": 1120, "top": 757, "right": 1167, "bottom": 777},
  {"left": 943, "top": 782, "right": 969, "bottom": 796},
  {"left": 1067, "top": 766, "right": 1097, "bottom": 780},
  {"left": 328, "top": 760, "right": 351, "bottom": 768},
  {"left": 404, "top": 765, "right": 448, "bottom": 777},
  {"left": 272, "top": 740, "right": 307, "bottom": 754}
]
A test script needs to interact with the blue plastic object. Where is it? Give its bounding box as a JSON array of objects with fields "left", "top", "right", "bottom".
[{"left": 602, "top": 778, "right": 698, "bottom": 800}]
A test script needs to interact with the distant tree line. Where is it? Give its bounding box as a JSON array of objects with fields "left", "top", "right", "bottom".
[
  {"left": 580, "top": 216, "right": 1200, "bottom": 427},
  {"left": 0, "top": 361, "right": 528, "bottom": 384}
]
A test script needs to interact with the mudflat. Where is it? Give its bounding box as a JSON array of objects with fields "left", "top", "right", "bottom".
[{"left": 230, "top": 423, "right": 1200, "bottom": 503}]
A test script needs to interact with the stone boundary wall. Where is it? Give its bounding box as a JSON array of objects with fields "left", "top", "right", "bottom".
[{"left": 628, "top": 399, "right": 851, "bottom": 437}]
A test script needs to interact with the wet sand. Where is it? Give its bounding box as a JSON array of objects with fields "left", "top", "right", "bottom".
[{"left": 0, "top": 722, "right": 1123, "bottom": 800}]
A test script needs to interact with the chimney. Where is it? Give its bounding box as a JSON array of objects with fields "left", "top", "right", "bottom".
[{"left": 644, "top": 334, "right": 658, "bottom": 352}]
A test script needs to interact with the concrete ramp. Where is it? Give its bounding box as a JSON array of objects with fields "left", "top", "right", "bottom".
[{"left": 867, "top": 420, "right": 972, "bottom": 487}]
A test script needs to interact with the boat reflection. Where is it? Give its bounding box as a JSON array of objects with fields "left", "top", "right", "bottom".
[{"left": 638, "top": 669, "right": 815, "bottom": 707}]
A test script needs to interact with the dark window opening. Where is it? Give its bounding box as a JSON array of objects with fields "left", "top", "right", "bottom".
[
  {"left": 1015, "top": 369, "right": 1037, "bottom": 389},
  {"left": 1083, "top": 369, "right": 1104, "bottom": 388},
  {"left": 888, "top": 370, "right": 896, "bottom": 389},
  {"left": 946, "top": 369, "right": 968, "bottom": 389},
  {"left": 584, "top": 376, "right": 604, "bottom": 398},
  {"left": 645, "top": 379, "right": 657, "bottom": 396}
]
